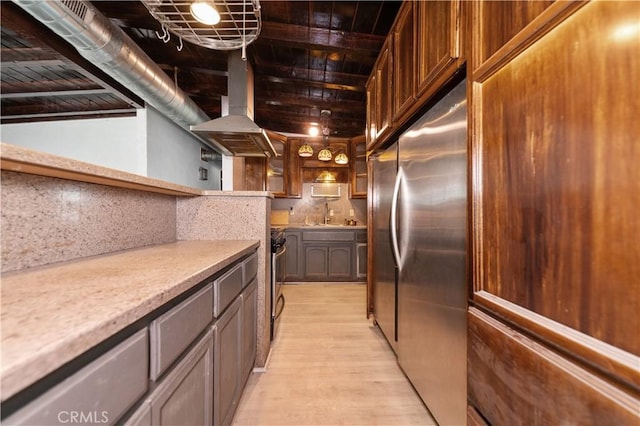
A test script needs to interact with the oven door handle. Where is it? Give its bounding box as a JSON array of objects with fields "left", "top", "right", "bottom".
[
  {"left": 274, "top": 293, "right": 285, "bottom": 320},
  {"left": 275, "top": 245, "right": 287, "bottom": 258}
]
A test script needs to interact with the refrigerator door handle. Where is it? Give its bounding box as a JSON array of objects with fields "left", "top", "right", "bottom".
[{"left": 390, "top": 168, "right": 403, "bottom": 268}]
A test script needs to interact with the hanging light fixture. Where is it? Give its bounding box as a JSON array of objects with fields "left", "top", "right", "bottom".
[
  {"left": 315, "top": 170, "right": 337, "bottom": 183},
  {"left": 318, "top": 146, "right": 332, "bottom": 161},
  {"left": 334, "top": 152, "right": 349, "bottom": 165},
  {"left": 298, "top": 143, "right": 313, "bottom": 157},
  {"left": 190, "top": 1, "right": 221, "bottom": 25},
  {"left": 318, "top": 134, "right": 332, "bottom": 161},
  {"left": 317, "top": 110, "right": 332, "bottom": 161}
]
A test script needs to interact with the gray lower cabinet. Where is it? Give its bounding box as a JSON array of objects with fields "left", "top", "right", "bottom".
[
  {"left": 5, "top": 249, "right": 258, "bottom": 426},
  {"left": 130, "top": 328, "right": 214, "bottom": 426},
  {"left": 287, "top": 228, "right": 368, "bottom": 281},
  {"left": 214, "top": 297, "right": 243, "bottom": 426},
  {"left": 241, "top": 278, "right": 258, "bottom": 382},
  {"left": 329, "top": 246, "right": 352, "bottom": 279},
  {"left": 284, "top": 230, "right": 303, "bottom": 281},
  {"left": 304, "top": 245, "right": 329, "bottom": 279},
  {"left": 303, "top": 244, "right": 353, "bottom": 280},
  {"left": 149, "top": 284, "right": 213, "bottom": 380},
  {"left": 6, "top": 329, "right": 149, "bottom": 425}
]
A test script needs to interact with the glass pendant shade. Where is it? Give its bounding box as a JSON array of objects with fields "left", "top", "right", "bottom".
[
  {"left": 334, "top": 152, "right": 349, "bottom": 164},
  {"left": 190, "top": 1, "right": 221, "bottom": 25},
  {"left": 318, "top": 148, "right": 332, "bottom": 161},
  {"left": 298, "top": 143, "right": 313, "bottom": 157},
  {"left": 316, "top": 171, "right": 337, "bottom": 182}
]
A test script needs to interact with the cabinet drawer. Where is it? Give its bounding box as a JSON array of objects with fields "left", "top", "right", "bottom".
[
  {"left": 243, "top": 252, "right": 258, "bottom": 286},
  {"left": 213, "top": 263, "right": 243, "bottom": 317},
  {"left": 302, "top": 231, "right": 355, "bottom": 241},
  {"left": 150, "top": 284, "right": 213, "bottom": 380},
  {"left": 6, "top": 329, "right": 149, "bottom": 425},
  {"left": 356, "top": 230, "right": 367, "bottom": 243}
]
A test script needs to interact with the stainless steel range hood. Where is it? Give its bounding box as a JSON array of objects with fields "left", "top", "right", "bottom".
[{"left": 191, "top": 50, "right": 276, "bottom": 158}]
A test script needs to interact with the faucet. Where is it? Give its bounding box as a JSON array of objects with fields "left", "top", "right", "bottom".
[{"left": 324, "top": 202, "right": 331, "bottom": 224}]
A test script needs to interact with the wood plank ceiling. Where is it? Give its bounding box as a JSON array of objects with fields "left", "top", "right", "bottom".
[{"left": 1, "top": 1, "right": 401, "bottom": 140}]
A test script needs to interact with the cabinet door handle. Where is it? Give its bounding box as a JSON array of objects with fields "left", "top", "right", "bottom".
[{"left": 390, "top": 168, "right": 403, "bottom": 268}]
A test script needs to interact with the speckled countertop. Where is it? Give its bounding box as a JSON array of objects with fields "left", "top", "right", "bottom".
[
  {"left": 0, "top": 240, "right": 259, "bottom": 401},
  {"left": 275, "top": 224, "right": 367, "bottom": 230}
]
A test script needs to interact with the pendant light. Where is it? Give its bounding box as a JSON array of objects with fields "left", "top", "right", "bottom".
[
  {"left": 298, "top": 143, "right": 313, "bottom": 157},
  {"left": 318, "top": 135, "right": 332, "bottom": 161},
  {"left": 317, "top": 110, "right": 332, "bottom": 161},
  {"left": 334, "top": 152, "right": 349, "bottom": 165}
]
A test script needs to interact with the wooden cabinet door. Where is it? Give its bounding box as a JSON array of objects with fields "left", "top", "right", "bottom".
[
  {"left": 328, "top": 245, "right": 352, "bottom": 280},
  {"left": 393, "top": 1, "right": 416, "bottom": 118},
  {"left": 266, "top": 135, "right": 287, "bottom": 197},
  {"left": 284, "top": 230, "right": 303, "bottom": 281},
  {"left": 349, "top": 136, "right": 367, "bottom": 198},
  {"left": 374, "top": 37, "right": 393, "bottom": 143},
  {"left": 415, "top": 0, "right": 461, "bottom": 97},
  {"left": 285, "top": 138, "right": 301, "bottom": 198},
  {"left": 365, "top": 75, "right": 377, "bottom": 150},
  {"left": 149, "top": 329, "right": 214, "bottom": 426},
  {"left": 214, "top": 297, "right": 242, "bottom": 426}
]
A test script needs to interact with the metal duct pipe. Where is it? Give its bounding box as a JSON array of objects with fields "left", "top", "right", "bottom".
[{"left": 12, "top": 0, "right": 210, "bottom": 129}]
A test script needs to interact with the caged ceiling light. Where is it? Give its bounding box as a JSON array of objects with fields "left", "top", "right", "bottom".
[
  {"left": 190, "top": 1, "right": 221, "bottom": 25},
  {"left": 142, "top": 0, "right": 262, "bottom": 52}
]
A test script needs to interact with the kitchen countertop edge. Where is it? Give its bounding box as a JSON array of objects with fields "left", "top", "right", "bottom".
[{"left": 0, "top": 239, "right": 259, "bottom": 402}]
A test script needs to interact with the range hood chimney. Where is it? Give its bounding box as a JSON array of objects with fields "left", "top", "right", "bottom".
[{"left": 191, "top": 50, "right": 276, "bottom": 157}]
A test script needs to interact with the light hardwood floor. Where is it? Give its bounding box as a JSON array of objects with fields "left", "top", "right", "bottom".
[{"left": 232, "top": 283, "right": 436, "bottom": 426}]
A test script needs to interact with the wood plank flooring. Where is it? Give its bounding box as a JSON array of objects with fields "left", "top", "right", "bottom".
[{"left": 232, "top": 284, "right": 436, "bottom": 426}]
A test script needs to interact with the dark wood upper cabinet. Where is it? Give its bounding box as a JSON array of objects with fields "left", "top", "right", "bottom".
[
  {"left": 262, "top": 133, "right": 301, "bottom": 198},
  {"left": 471, "top": 0, "right": 554, "bottom": 71},
  {"left": 365, "top": 73, "right": 377, "bottom": 150},
  {"left": 349, "top": 136, "right": 367, "bottom": 199},
  {"left": 374, "top": 37, "right": 393, "bottom": 144},
  {"left": 393, "top": 1, "right": 416, "bottom": 118},
  {"left": 415, "top": 0, "right": 461, "bottom": 97},
  {"left": 266, "top": 134, "right": 287, "bottom": 196},
  {"left": 366, "top": 0, "right": 465, "bottom": 152}
]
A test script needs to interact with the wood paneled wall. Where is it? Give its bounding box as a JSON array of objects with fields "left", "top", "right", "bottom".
[{"left": 469, "top": 0, "right": 640, "bottom": 423}]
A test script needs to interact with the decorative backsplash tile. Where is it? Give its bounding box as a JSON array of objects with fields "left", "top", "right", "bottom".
[{"left": 271, "top": 183, "right": 366, "bottom": 226}]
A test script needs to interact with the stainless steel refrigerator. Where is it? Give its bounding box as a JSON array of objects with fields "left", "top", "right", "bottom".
[{"left": 371, "top": 78, "right": 467, "bottom": 425}]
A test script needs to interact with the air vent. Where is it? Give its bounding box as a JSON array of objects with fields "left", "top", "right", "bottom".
[{"left": 61, "top": 0, "right": 88, "bottom": 21}]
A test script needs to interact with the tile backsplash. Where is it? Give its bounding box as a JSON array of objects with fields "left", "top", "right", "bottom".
[{"left": 271, "top": 183, "right": 366, "bottom": 226}]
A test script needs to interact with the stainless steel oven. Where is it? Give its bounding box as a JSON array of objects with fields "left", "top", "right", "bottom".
[{"left": 270, "top": 228, "right": 286, "bottom": 341}]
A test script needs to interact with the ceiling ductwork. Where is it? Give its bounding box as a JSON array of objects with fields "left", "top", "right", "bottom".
[{"left": 12, "top": 0, "right": 274, "bottom": 157}]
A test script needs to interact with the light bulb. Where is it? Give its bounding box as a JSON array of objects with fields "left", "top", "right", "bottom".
[{"left": 190, "top": 1, "right": 220, "bottom": 25}]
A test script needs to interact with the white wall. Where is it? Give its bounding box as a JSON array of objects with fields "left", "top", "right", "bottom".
[
  {"left": 145, "top": 107, "right": 221, "bottom": 190},
  {"left": 0, "top": 115, "right": 146, "bottom": 175},
  {"left": 0, "top": 108, "right": 223, "bottom": 189}
]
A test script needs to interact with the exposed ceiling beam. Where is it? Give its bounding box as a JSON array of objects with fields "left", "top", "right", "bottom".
[{"left": 257, "top": 21, "right": 385, "bottom": 58}]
